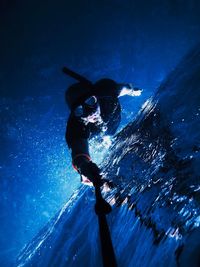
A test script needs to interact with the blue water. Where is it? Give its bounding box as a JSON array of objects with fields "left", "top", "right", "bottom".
[
  {"left": 1, "top": 1, "right": 200, "bottom": 266},
  {"left": 15, "top": 45, "right": 200, "bottom": 267}
]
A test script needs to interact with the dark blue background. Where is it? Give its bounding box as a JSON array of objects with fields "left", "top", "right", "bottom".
[{"left": 1, "top": 0, "right": 200, "bottom": 266}]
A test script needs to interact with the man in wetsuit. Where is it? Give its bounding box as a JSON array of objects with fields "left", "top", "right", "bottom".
[{"left": 65, "top": 70, "right": 141, "bottom": 186}]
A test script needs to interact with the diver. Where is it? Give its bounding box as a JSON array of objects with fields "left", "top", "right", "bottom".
[{"left": 64, "top": 67, "right": 142, "bottom": 186}]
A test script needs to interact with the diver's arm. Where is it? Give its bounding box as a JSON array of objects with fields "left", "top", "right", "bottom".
[
  {"left": 66, "top": 116, "right": 101, "bottom": 185},
  {"left": 70, "top": 139, "right": 91, "bottom": 171},
  {"left": 66, "top": 116, "right": 90, "bottom": 168}
]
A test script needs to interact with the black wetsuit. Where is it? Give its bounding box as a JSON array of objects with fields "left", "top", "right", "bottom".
[{"left": 65, "top": 79, "right": 122, "bottom": 161}]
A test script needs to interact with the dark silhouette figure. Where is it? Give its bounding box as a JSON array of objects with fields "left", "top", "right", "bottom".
[{"left": 64, "top": 68, "right": 142, "bottom": 185}]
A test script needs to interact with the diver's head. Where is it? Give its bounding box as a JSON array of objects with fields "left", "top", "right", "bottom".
[
  {"left": 65, "top": 82, "right": 91, "bottom": 110},
  {"left": 73, "top": 95, "right": 101, "bottom": 124}
]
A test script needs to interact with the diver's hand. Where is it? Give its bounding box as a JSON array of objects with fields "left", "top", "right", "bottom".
[
  {"left": 119, "top": 83, "right": 143, "bottom": 97},
  {"left": 80, "top": 160, "right": 102, "bottom": 186},
  {"left": 73, "top": 156, "right": 102, "bottom": 186}
]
